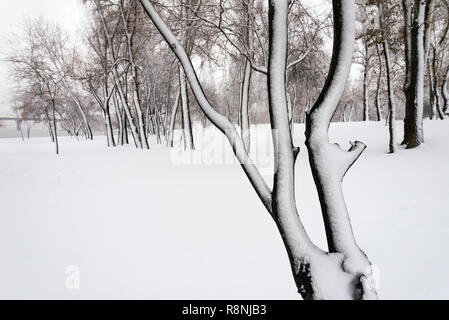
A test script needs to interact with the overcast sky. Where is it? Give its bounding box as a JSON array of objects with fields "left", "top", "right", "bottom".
[
  {"left": 0, "top": 0, "right": 86, "bottom": 116},
  {"left": 0, "top": 0, "right": 358, "bottom": 117}
]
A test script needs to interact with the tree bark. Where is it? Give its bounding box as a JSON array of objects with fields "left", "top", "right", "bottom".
[
  {"left": 363, "top": 38, "right": 370, "bottom": 121},
  {"left": 119, "top": 0, "right": 149, "bottom": 149},
  {"left": 167, "top": 89, "right": 180, "bottom": 147},
  {"left": 305, "top": 0, "right": 378, "bottom": 299},
  {"left": 375, "top": 43, "right": 383, "bottom": 121},
  {"left": 431, "top": 47, "right": 444, "bottom": 119},
  {"left": 378, "top": 0, "right": 397, "bottom": 153},
  {"left": 403, "top": 0, "right": 426, "bottom": 148},
  {"left": 139, "top": 0, "right": 378, "bottom": 300},
  {"left": 239, "top": 0, "right": 253, "bottom": 153},
  {"left": 179, "top": 66, "right": 195, "bottom": 150},
  {"left": 51, "top": 100, "right": 59, "bottom": 155},
  {"left": 240, "top": 59, "right": 252, "bottom": 152},
  {"left": 442, "top": 66, "right": 449, "bottom": 114},
  {"left": 401, "top": 0, "right": 412, "bottom": 144}
]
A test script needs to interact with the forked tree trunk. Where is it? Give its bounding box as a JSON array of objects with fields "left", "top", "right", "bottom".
[
  {"left": 119, "top": 0, "right": 149, "bottom": 149},
  {"left": 140, "top": 0, "right": 378, "bottom": 300},
  {"left": 62, "top": 79, "right": 93, "bottom": 140},
  {"left": 112, "top": 71, "right": 141, "bottom": 149},
  {"left": 93, "top": 0, "right": 141, "bottom": 149},
  {"left": 304, "top": 0, "right": 378, "bottom": 299}
]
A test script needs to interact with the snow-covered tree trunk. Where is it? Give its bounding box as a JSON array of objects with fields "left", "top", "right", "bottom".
[
  {"left": 153, "top": 113, "right": 162, "bottom": 144},
  {"left": 378, "top": 0, "right": 397, "bottom": 153},
  {"left": 119, "top": 0, "right": 149, "bottom": 149},
  {"left": 113, "top": 74, "right": 142, "bottom": 148},
  {"left": 348, "top": 102, "right": 354, "bottom": 122},
  {"left": 363, "top": 39, "right": 370, "bottom": 121},
  {"left": 375, "top": 43, "right": 383, "bottom": 121},
  {"left": 178, "top": 1, "right": 196, "bottom": 151},
  {"left": 123, "top": 115, "right": 129, "bottom": 144},
  {"left": 304, "top": 0, "right": 378, "bottom": 299},
  {"left": 403, "top": 0, "right": 426, "bottom": 148},
  {"left": 401, "top": 0, "right": 412, "bottom": 144},
  {"left": 423, "top": 0, "right": 436, "bottom": 62},
  {"left": 428, "top": 56, "right": 436, "bottom": 120},
  {"left": 103, "top": 107, "right": 115, "bottom": 147},
  {"left": 442, "top": 66, "right": 449, "bottom": 114},
  {"left": 240, "top": 59, "right": 252, "bottom": 152},
  {"left": 167, "top": 89, "right": 181, "bottom": 147},
  {"left": 239, "top": 0, "right": 254, "bottom": 153},
  {"left": 26, "top": 122, "right": 31, "bottom": 139},
  {"left": 179, "top": 66, "right": 194, "bottom": 150},
  {"left": 51, "top": 99, "right": 59, "bottom": 155},
  {"left": 431, "top": 48, "right": 444, "bottom": 120},
  {"left": 93, "top": 0, "right": 141, "bottom": 149},
  {"left": 139, "top": 0, "right": 378, "bottom": 300},
  {"left": 403, "top": 0, "right": 427, "bottom": 149},
  {"left": 62, "top": 79, "right": 93, "bottom": 140},
  {"left": 114, "top": 93, "right": 124, "bottom": 145}
]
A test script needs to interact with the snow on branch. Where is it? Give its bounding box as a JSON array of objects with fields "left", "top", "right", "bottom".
[{"left": 139, "top": 0, "right": 273, "bottom": 213}]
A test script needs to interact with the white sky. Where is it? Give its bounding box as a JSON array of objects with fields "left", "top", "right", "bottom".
[
  {"left": 0, "top": 0, "right": 360, "bottom": 117},
  {"left": 0, "top": 0, "right": 87, "bottom": 116}
]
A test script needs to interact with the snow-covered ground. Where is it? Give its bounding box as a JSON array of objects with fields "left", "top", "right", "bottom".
[{"left": 0, "top": 120, "right": 448, "bottom": 299}]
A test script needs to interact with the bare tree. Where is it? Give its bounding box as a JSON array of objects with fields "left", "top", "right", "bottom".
[
  {"left": 402, "top": 0, "right": 435, "bottom": 148},
  {"left": 377, "top": 0, "right": 397, "bottom": 153},
  {"left": 139, "top": 0, "right": 378, "bottom": 299}
]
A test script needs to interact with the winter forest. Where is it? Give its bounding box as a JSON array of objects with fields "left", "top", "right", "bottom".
[{"left": 0, "top": 0, "right": 449, "bottom": 300}]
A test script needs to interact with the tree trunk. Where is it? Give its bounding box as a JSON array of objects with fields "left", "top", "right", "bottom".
[
  {"left": 428, "top": 56, "right": 436, "bottom": 120},
  {"left": 363, "top": 39, "right": 370, "bottom": 121},
  {"left": 123, "top": 114, "right": 129, "bottom": 144},
  {"left": 431, "top": 47, "right": 444, "bottom": 119},
  {"left": 240, "top": 59, "right": 252, "bottom": 152},
  {"left": 119, "top": 0, "right": 149, "bottom": 149},
  {"left": 401, "top": 0, "right": 412, "bottom": 144},
  {"left": 305, "top": 0, "right": 378, "bottom": 299},
  {"left": 140, "top": 0, "right": 378, "bottom": 300},
  {"left": 113, "top": 75, "right": 141, "bottom": 148},
  {"left": 168, "top": 89, "right": 180, "bottom": 147},
  {"left": 63, "top": 79, "right": 93, "bottom": 140},
  {"left": 51, "top": 100, "right": 59, "bottom": 155},
  {"left": 442, "top": 66, "right": 449, "bottom": 114},
  {"left": 179, "top": 66, "right": 195, "bottom": 150},
  {"left": 104, "top": 106, "right": 115, "bottom": 147},
  {"left": 27, "top": 122, "right": 31, "bottom": 139},
  {"left": 375, "top": 43, "right": 383, "bottom": 121},
  {"left": 378, "top": 0, "right": 397, "bottom": 153},
  {"left": 114, "top": 93, "right": 124, "bottom": 145},
  {"left": 239, "top": 0, "right": 253, "bottom": 153},
  {"left": 403, "top": 0, "right": 426, "bottom": 148}
]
